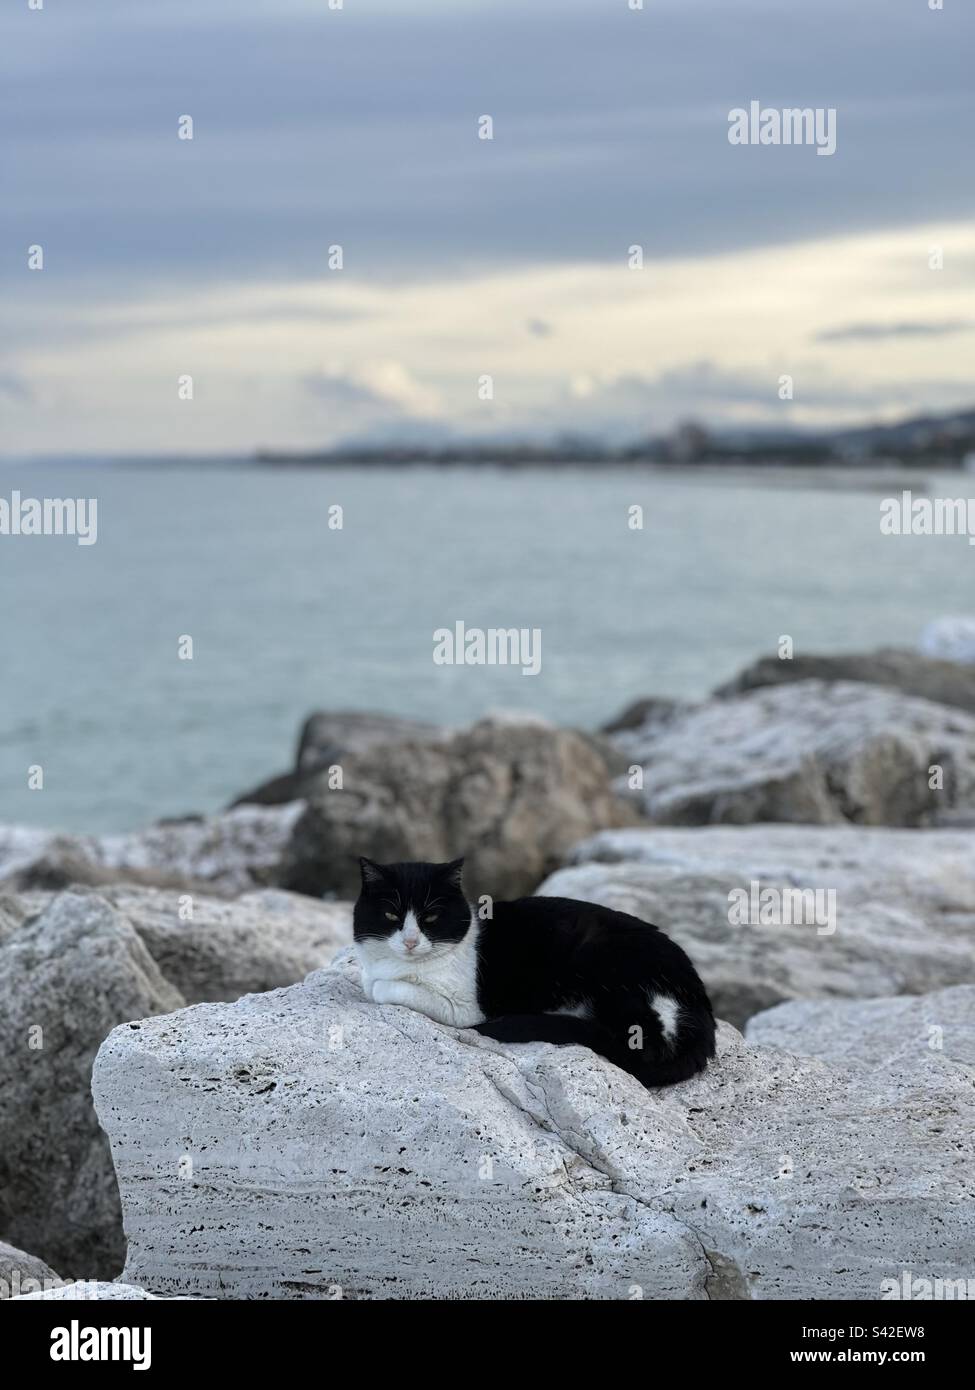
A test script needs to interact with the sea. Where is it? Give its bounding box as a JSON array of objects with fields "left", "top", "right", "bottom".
[{"left": 1, "top": 458, "right": 971, "bottom": 832}]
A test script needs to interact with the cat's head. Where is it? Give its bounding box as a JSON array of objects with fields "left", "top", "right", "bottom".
[{"left": 353, "top": 857, "right": 471, "bottom": 960}]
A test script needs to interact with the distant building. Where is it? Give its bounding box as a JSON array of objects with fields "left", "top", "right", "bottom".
[{"left": 667, "top": 421, "right": 710, "bottom": 463}]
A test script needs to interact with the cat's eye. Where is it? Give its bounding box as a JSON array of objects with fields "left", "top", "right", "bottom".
[
  {"left": 384, "top": 912, "right": 398, "bottom": 922},
  {"left": 424, "top": 914, "right": 438, "bottom": 923}
]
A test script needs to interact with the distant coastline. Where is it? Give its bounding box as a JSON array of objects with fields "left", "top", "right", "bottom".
[{"left": 255, "top": 404, "right": 975, "bottom": 471}]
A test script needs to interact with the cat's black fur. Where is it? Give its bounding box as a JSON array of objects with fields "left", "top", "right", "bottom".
[{"left": 353, "top": 857, "right": 716, "bottom": 1090}]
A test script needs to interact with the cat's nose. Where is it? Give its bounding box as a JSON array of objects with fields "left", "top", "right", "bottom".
[{"left": 403, "top": 936, "right": 419, "bottom": 952}]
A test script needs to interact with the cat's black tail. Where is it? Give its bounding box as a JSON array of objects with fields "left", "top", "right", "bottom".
[{"left": 473, "top": 1012, "right": 713, "bottom": 1089}]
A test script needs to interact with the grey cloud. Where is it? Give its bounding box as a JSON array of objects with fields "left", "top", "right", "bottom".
[
  {"left": 3, "top": 0, "right": 973, "bottom": 450},
  {"left": 524, "top": 363, "right": 916, "bottom": 442},
  {"left": 2, "top": 0, "right": 972, "bottom": 292},
  {"left": 0, "top": 372, "right": 32, "bottom": 402},
  {"left": 816, "top": 320, "right": 975, "bottom": 343}
]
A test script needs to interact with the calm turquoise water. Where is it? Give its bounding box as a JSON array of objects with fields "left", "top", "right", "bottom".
[{"left": 1, "top": 460, "right": 971, "bottom": 832}]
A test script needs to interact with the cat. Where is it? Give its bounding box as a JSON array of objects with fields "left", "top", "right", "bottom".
[{"left": 353, "top": 856, "right": 716, "bottom": 1089}]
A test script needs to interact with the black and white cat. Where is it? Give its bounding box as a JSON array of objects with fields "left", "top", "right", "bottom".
[{"left": 353, "top": 857, "right": 716, "bottom": 1089}]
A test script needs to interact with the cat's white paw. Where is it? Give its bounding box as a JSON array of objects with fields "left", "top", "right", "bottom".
[{"left": 370, "top": 978, "right": 447, "bottom": 1020}]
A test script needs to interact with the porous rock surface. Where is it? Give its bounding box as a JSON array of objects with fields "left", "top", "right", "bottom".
[
  {"left": 746, "top": 983, "right": 975, "bottom": 1071},
  {"left": 93, "top": 953, "right": 975, "bottom": 1301}
]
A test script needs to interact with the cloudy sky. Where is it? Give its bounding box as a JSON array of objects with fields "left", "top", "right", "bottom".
[{"left": 2, "top": 0, "right": 973, "bottom": 455}]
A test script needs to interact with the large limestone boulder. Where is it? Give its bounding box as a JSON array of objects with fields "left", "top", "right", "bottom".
[
  {"left": 746, "top": 983, "right": 975, "bottom": 1071},
  {"left": 609, "top": 680, "right": 975, "bottom": 827},
  {"left": 600, "top": 697, "right": 689, "bottom": 736},
  {"left": 281, "top": 714, "right": 635, "bottom": 899},
  {"left": 0, "top": 1242, "right": 62, "bottom": 1300},
  {"left": 0, "top": 892, "right": 184, "bottom": 1278},
  {"left": 0, "top": 886, "right": 353, "bottom": 1278},
  {"left": 96, "top": 886, "right": 352, "bottom": 1005},
  {"left": 295, "top": 711, "right": 446, "bottom": 774},
  {"left": 713, "top": 646, "right": 975, "bottom": 715},
  {"left": 232, "top": 711, "right": 446, "bottom": 807},
  {"left": 93, "top": 956, "right": 975, "bottom": 1300},
  {"left": 0, "top": 804, "right": 303, "bottom": 896},
  {"left": 544, "top": 825, "right": 975, "bottom": 1026}
]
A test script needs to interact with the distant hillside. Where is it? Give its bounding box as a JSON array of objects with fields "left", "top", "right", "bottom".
[{"left": 257, "top": 405, "right": 975, "bottom": 468}]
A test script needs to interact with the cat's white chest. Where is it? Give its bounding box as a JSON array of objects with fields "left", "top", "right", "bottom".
[{"left": 357, "top": 921, "right": 484, "bottom": 1029}]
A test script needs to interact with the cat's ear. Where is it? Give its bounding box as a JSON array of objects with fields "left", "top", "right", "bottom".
[
  {"left": 439, "top": 857, "right": 465, "bottom": 889},
  {"left": 358, "top": 857, "right": 386, "bottom": 888}
]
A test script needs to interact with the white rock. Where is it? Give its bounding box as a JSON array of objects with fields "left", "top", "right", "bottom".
[
  {"left": 746, "top": 983, "right": 975, "bottom": 1071},
  {"left": 13, "top": 1281, "right": 157, "bottom": 1300},
  {"left": 0, "top": 892, "right": 184, "bottom": 1279},
  {"left": 0, "top": 1241, "right": 62, "bottom": 1300},
  {"left": 610, "top": 680, "right": 975, "bottom": 826},
  {"left": 98, "top": 885, "right": 352, "bottom": 1004},
  {"left": 0, "top": 885, "right": 352, "bottom": 1278},
  {"left": 282, "top": 714, "right": 635, "bottom": 898},
  {"left": 919, "top": 616, "right": 975, "bottom": 665},
  {"left": 0, "top": 803, "right": 304, "bottom": 895},
  {"left": 96, "top": 805, "right": 304, "bottom": 893},
  {"left": 547, "top": 825, "right": 975, "bottom": 1025},
  {"left": 93, "top": 954, "right": 975, "bottom": 1301}
]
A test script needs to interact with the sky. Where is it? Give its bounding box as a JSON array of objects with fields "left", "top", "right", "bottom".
[{"left": 2, "top": 0, "right": 974, "bottom": 456}]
